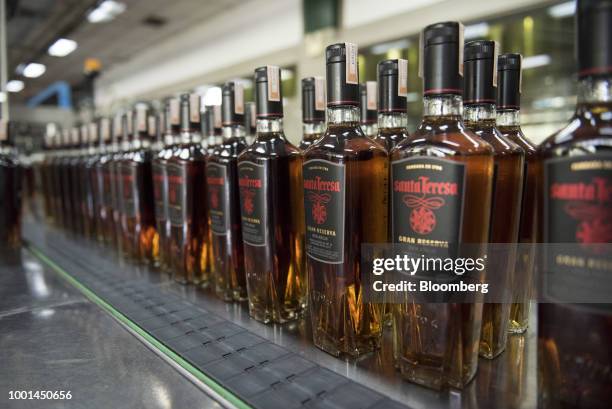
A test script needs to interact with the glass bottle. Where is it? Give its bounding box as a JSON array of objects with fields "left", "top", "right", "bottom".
[
  {"left": 153, "top": 98, "right": 179, "bottom": 272},
  {"left": 359, "top": 81, "right": 378, "bottom": 138},
  {"left": 238, "top": 66, "right": 306, "bottom": 323},
  {"left": 57, "top": 129, "right": 72, "bottom": 231},
  {"left": 462, "top": 40, "right": 524, "bottom": 360},
  {"left": 495, "top": 53, "right": 538, "bottom": 334},
  {"left": 119, "top": 105, "right": 158, "bottom": 264},
  {"left": 0, "top": 120, "right": 23, "bottom": 248},
  {"left": 40, "top": 126, "right": 56, "bottom": 223},
  {"left": 305, "top": 43, "right": 387, "bottom": 357},
  {"left": 538, "top": 1, "right": 612, "bottom": 407},
  {"left": 375, "top": 59, "right": 409, "bottom": 152},
  {"left": 167, "top": 94, "right": 209, "bottom": 285},
  {"left": 300, "top": 77, "right": 326, "bottom": 150},
  {"left": 390, "top": 23, "right": 494, "bottom": 389},
  {"left": 94, "top": 118, "right": 112, "bottom": 244},
  {"left": 82, "top": 122, "right": 99, "bottom": 241},
  {"left": 69, "top": 126, "right": 85, "bottom": 235},
  {"left": 49, "top": 130, "right": 64, "bottom": 227},
  {"left": 207, "top": 81, "right": 247, "bottom": 301},
  {"left": 105, "top": 115, "right": 123, "bottom": 250}
]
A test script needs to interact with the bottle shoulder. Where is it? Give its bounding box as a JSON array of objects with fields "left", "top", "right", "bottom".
[
  {"left": 238, "top": 134, "right": 300, "bottom": 162},
  {"left": 304, "top": 125, "right": 387, "bottom": 161},
  {"left": 472, "top": 126, "right": 524, "bottom": 156},
  {"left": 391, "top": 120, "right": 494, "bottom": 158},
  {"left": 539, "top": 113, "right": 612, "bottom": 156}
]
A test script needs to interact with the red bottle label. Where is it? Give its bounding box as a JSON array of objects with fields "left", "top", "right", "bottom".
[
  {"left": 303, "top": 159, "right": 345, "bottom": 264},
  {"left": 166, "top": 163, "right": 188, "bottom": 227},
  {"left": 238, "top": 161, "right": 268, "bottom": 246},
  {"left": 206, "top": 162, "right": 229, "bottom": 235},
  {"left": 391, "top": 157, "right": 465, "bottom": 246}
]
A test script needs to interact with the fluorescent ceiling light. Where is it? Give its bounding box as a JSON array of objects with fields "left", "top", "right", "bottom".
[
  {"left": 370, "top": 39, "right": 411, "bottom": 55},
  {"left": 548, "top": 1, "right": 575, "bottom": 18},
  {"left": 523, "top": 54, "right": 551, "bottom": 69},
  {"left": 87, "top": 0, "right": 126, "bottom": 23},
  {"left": 464, "top": 23, "right": 490, "bottom": 39},
  {"left": 7, "top": 80, "right": 24, "bottom": 92},
  {"left": 23, "top": 63, "right": 46, "bottom": 78},
  {"left": 48, "top": 38, "right": 78, "bottom": 57}
]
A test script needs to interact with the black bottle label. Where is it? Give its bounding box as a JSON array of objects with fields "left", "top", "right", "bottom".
[
  {"left": 167, "top": 163, "right": 188, "bottom": 227},
  {"left": 207, "top": 162, "right": 229, "bottom": 235},
  {"left": 120, "top": 163, "right": 138, "bottom": 218},
  {"left": 391, "top": 157, "right": 465, "bottom": 246},
  {"left": 303, "top": 159, "right": 346, "bottom": 264},
  {"left": 152, "top": 161, "right": 167, "bottom": 223},
  {"left": 543, "top": 154, "right": 612, "bottom": 305},
  {"left": 238, "top": 161, "right": 268, "bottom": 246}
]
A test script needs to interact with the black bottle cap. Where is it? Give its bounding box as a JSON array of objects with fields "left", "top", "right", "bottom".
[
  {"left": 326, "top": 43, "right": 360, "bottom": 106},
  {"left": 421, "top": 21, "right": 464, "bottom": 96},
  {"left": 463, "top": 40, "right": 497, "bottom": 105},
  {"left": 302, "top": 77, "right": 325, "bottom": 123},
  {"left": 377, "top": 59, "right": 408, "bottom": 113},
  {"left": 222, "top": 81, "right": 245, "bottom": 126},
  {"left": 200, "top": 108, "right": 213, "bottom": 137},
  {"left": 359, "top": 82, "right": 377, "bottom": 124},
  {"left": 254, "top": 66, "right": 283, "bottom": 119},
  {"left": 497, "top": 53, "right": 522, "bottom": 110},
  {"left": 179, "top": 93, "right": 191, "bottom": 131},
  {"left": 577, "top": 0, "right": 612, "bottom": 77}
]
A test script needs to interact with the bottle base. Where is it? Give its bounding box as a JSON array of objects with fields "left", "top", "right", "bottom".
[
  {"left": 397, "top": 359, "right": 477, "bottom": 390},
  {"left": 312, "top": 329, "right": 381, "bottom": 358}
]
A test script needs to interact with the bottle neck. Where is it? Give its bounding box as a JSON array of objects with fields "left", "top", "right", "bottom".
[
  {"left": 302, "top": 121, "right": 325, "bottom": 136},
  {"left": 463, "top": 103, "right": 497, "bottom": 128},
  {"left": 496, "top": 109, "right": 520, "bottom": 127},
  {"left": 423, "top": 94, "right": 463, "bottom": 120},
  {"left": 378, "top": 112, "right": 408, "bottom": 129},
  {"left": 576, "top": 76, "right": 612, "bottom": 111},
  {"left": 256, "top": 117, "right": 283, "bottom": 134},
  {"left": 327, "top": 105, "right": 360, "bottom": 126},
  {"left": 222, "top": 124, "right": 246, "bottom": 140}
]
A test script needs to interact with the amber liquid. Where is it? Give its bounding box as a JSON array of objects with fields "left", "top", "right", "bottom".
[
  {"left": 239, "top": 131, "right": 306, "bottom": 324},
  {"left": 40, "top": 155, "right": 54, "bottom": 223},
  {"left": 0, "top": 150, "right": 23, "bottom": 247},
  {"left": 498, "top": 121, "right": 538, "bottom": 334},
  {"left": 70, "top": 154, "right": 85, "bottom": 235},
  {"left": 119, "top": 148, "right": 158, "bottom": 264},
  {"left": 465, "top": 117, "right": 524, "bottom": 360},
  {"left": 208, "top": 136, "right": 247, "bottom": 301},
  {"left": 538, "top": 100, "right": 612, "bottom": 409},
  {"left": 53, "top": 155, "right": 67, "bottom": 228},
  {"left": 167, "top": 142, "right": 209, "bottom": 285},
  {"left": 60, "top": 155, "right": 77, "bottom": 232},
  {"left": 110, "top": 147, "right": 125, "bottom": 253},
  {"left": 95, "top": 149, "right": 112, "bottom": 244},
  {"left": 305, "top": 115, "right": 387, "bottom": 357},
  {"left": 152, "top": 144, "right": 174, "bottom": 272},
  {"left": 390, "top": 113, "right": 493, "bottom": 389}
]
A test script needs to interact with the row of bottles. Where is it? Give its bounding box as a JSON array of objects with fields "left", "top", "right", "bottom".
[
  {"left": 0, "top": 119, "right": 23, "bottom": 248},
  {"left": 32, "top": 1, "right": 610, "bottom": 403}
]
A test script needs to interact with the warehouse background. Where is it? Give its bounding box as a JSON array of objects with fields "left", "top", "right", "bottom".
[{"left": 5, "top": 0, "right": 575, "bottom": 148}]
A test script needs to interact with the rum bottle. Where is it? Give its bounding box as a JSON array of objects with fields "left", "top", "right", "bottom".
[
  {"left": 374, "top": 59, "right": 409, "bottom": 152},
  {"left": 167, "top": 94, "right": 209, "bottom": 285},
  {"left": 463, "top": 40, "right": 524, "bottom": 360},
  {"left": 69, "top": 126, "right": 85, "bottom": 235},
  {"left": 153, "top": 98, "right": 180, "bottom": 272},
  {"left": 390, "top": 22, "right": 494, "bottom": 389},
  {"left": 238, "top": 66, "right": 306, "bottom": 323},
  {"left": 82, "top": 122, "right": 99, "bottom": 240},
  {"left": 305, "top": 43, "right": 387, "bottom": 357},
  {"left": 207, "top": 82, "right": 247, "bottom": 301},
  {"left": 496, "top": 53, "right": 538, "bottom": 334},
  {"left": 0, "top": 120, "right": 23, "bottom": 248},
  {"left": 359, "top": 81, "right": 378, "bottom": 138},
  {"left": 119, "top": 106, "right": 158, "bottom": 264},
  {"left": 538, "top": 1, "right": 612, "bottom": 407},
  {"left": 94, "top": 118, "right": 112, "bottom": 244},
  {"left": 300, "top": 77, "right": 326, "bottom": 150}
]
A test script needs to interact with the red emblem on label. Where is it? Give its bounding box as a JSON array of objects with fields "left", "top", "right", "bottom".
[
  {"left": 210, "top": 189, "right": 219, "bottom": 209},
  {"left": 308, "top": 192, "right": 331, "bottom": 225},
  {"left": 564, "top": 202, "right": 612, "bottom": 254},
  {"left": 241, "top": 189, "right": 255, "bottom": 215},
  {"left": 403, "top": 194, "right": 445, "bottom": 235}
]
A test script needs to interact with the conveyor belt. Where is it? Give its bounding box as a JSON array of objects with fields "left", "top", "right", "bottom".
[{"left": 24, "top": 226, "right": 408, "bottom": 409}]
